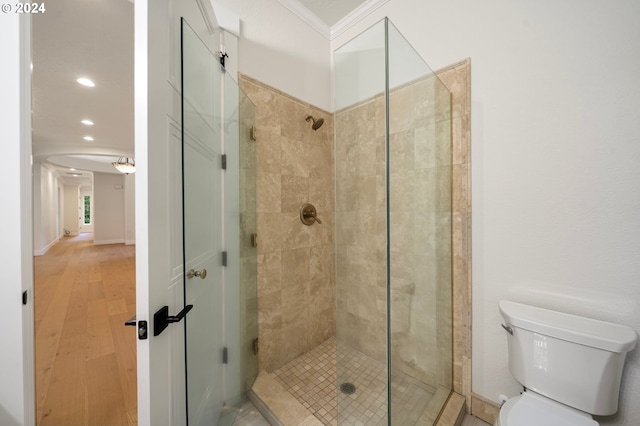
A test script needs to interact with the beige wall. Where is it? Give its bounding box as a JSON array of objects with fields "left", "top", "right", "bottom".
[
  {"left": 334, "top": 93, "right": 387, "bottom": 363},
  {"left": 334, "top": 72, "right": 455, "bottom": 389},
  {"left": 240, "top": 61, "right": 472, "bottom": 403},
  {"left": 239, "top": 74, "right": 336, "bottom": 372},
  {"left": 437, "top": 60, "right": 473, "bottom": 409}
]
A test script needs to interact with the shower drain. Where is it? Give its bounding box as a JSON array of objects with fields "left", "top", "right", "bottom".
[{"left": 339, "top": 382, "right": 356, "bottom": 395}]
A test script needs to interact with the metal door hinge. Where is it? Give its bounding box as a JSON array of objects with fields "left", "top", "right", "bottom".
[
  {"left": 219, "top": 51, "right": 228, "bottom": 70},
  {"left": 221, "top": 154, "right": 227, "bottom": 170},
  {"left": 22, "top": 290, "right": 28, "bottom": 305},
  {"left": 253, "top": 337, "right": 259, "bottom": 355},
  {"left": 250, "top": 126, "right": 257, "bottom": 141},
  {"left": 223, "top": 347, "right": 228, "bottom": 364},
  {"left": 251, "top": 233, "right": 258, "bottom": 248},
  {"left": 222, "top": 251, "right": 228, "bottom": 267}
]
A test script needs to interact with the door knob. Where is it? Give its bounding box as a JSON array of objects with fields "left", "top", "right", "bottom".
[{"left": 187, "top": 268, "right": 207, "bottom": 279}]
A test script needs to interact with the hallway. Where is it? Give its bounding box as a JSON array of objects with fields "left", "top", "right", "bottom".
[{"left": 34, "top": 233, "right": 137, "bottom": 425}]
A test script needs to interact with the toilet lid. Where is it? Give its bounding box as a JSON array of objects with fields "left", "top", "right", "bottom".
[{"left": 499, "top": 392, "right": 599, "bottom": 426}]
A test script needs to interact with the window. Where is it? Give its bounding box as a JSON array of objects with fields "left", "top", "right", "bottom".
[{"left": 84, "top": 195, "right": 91, "bottom": 224}]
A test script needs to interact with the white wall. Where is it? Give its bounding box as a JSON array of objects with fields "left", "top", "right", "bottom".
[
  {"left": 93, "top": 172, "right": 126, "bottom": 245},
  {"left": 33, "top": 163, "right": 63, "bottom": 255},
  {"left": 124, "top": 173, "right": 135, "bottom": 245},
  {"left": 63, "top": 184, "right": 80, "bottom": 236},
  {"left": 212, "top": 0, "right": 332, "bottom": 111},
  {"left": 330, "top": 0, "right": 640, "bottom": 424}
]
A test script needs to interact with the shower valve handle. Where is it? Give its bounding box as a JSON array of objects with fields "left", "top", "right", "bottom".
[
  {"left": 300, "top": 203, "right": 322, "bottom": 226},
  {"left": 305, "top": 211, "right": 322, "bottom": 224}
]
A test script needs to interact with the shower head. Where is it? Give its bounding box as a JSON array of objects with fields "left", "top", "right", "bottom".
[{"left": 305, "top": 115, "right": 324, "bottom": 131}]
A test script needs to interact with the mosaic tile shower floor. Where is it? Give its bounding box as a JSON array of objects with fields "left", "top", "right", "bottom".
[{"left": 273, "top": 337, "right": 437, "bottom": 426}]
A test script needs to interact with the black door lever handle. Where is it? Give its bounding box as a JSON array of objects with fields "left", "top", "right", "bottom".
[{"left": 153, "top": 304, "right": 193, "bottom": 336}]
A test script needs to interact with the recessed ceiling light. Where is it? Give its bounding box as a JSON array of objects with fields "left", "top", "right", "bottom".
[
  {"left": 81, "top": 119, "right": 94, "bottom": 126},
  {"left": 83, "top": 136, "right": 94, "bottom": 141},
  {"left": 70, "top": 168, "right": 76, "bottom": 171},
  {"left": 77, "top": 78, "right": 95, "bottom": 87}
]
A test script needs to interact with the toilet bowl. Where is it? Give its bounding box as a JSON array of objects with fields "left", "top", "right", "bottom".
[
  {"left": 495, "top": 391, "right": 598, "bottom": 426},
  {"left": 496, "top": 300, "right": 637, "bottom": 426}
]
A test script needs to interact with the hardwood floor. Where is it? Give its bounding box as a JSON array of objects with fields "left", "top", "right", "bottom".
[{"left": 35, "top": 233, "right": 137, "bottom": 426}]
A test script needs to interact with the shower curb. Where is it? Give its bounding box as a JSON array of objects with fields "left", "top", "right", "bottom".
[
  {"left": 250, "top": 372, "right": 323, "bottom": 426},
  {"left": 247, "top": 388, "right": 283, "bottom": 426}
]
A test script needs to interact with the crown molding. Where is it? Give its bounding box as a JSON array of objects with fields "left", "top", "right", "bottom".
[
  {"left": 330, "top": 0, "right": 389, "bottom": 40},
  {"left": 276, "top": 0, "right": 331, "bottom": 39}
]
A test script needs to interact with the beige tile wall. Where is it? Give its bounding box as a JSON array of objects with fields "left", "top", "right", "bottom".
[
  {"left": 334, "top": 93, "right": 388, "bottom": 363},
  {"left": 390, "top": 74, "right": 454, "bottom": 389},
  {"left": 240, "top": 58, "right": 472, "bottom": 408},
  {"left": 334, "top": 74, "right": 454, "bottom": 389},
  {"left": 334, "top": 59, "right": 472, "bottom": 403},
  {"left": 239, "top": 74, "right": 336, "bottom": 372},
  {"left": 437, "top": 59, "right": 472, "bottom": 408}
]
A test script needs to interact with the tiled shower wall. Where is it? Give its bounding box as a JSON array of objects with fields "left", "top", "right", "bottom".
[
  {"left": 239, "top": 59, "right": 472, "bottom": 405},
  {"left": 334, "top": 94, "right": 388, "bottom": 363},
  {"left": 239, "top": 74, "right": 336, "bottom": 372},
  {"left": 437, "top": 59, "right": 472, "bottom": 408},
  {"left": 388, "top": 74, "right": 454, "bottom": 389},
  {"left": 334, "top": 74, "right": 453, "bottom": 389},
  {"left": 335, "top": 60, "right": 471, "bottom": 394}
]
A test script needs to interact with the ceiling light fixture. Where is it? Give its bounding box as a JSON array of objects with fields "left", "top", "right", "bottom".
[
  {"left": 77, "top": 77, "right": 95, "bottom": 87},
  {"left": 81, "top": 119, "right": 94, "bottom": 126},
  {"left": 112, "top": 157, "right": 135, "bottom": 174},
  {"left": 83, "top": 136, "right": 94, "bottom": 141}
]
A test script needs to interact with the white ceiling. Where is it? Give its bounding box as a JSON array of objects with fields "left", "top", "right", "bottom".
[
  {"left": 31, "top": 0, "right": 364, "bottom": 185},
  {"left": 295, "top": 0, "right": 369, "bottom": 27},
  {"left": 32, "top": 0, "right": 134, "bottom": 185}
]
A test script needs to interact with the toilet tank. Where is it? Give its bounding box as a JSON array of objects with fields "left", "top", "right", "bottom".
[{"left": 499, "top": 300, "right": 637, "bottom": 416}]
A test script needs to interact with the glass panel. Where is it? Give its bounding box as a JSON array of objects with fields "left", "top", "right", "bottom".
[
  {"left": 334, "top": 19, "right": 389, "bottom": 426},
  {"left": 181, "top": 19, "right": 225, "bottom": 426},
  {"left": 182, "top": 19, "right": 258, "bottom": 426},
  {"left": 387, "top": 19, "right": 453, "bottom": 424},
  {"left": 220, "top": 70, "right": 259, "bottom": 423},
  {"left": 335, "top": 17, "right": 452, "bottom": 425},
  {"left": 236, "top": 84, "right": 259, "bottom": 395}
]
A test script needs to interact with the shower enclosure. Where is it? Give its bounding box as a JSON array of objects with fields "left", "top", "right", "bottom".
[
  {"left": 179, "top": 12, "right": 453, "bottom": 426},
  {"left": 334, "top": 18, "right": 453, "bottom": 424},
  {"left": 181, "top": 18, "right": 258, "bottom": 426}
]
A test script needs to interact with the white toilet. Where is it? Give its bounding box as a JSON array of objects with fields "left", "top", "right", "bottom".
[{"left": 496, "top": 300, "right": 637, "bottom": 426}]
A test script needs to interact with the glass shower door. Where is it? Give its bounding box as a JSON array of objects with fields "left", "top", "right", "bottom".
[
  {"left": 181, "top": 18, "right": 225, "bottom": 426},
  {"left": 181, "top": 18, "right": 259, "bottom": 426}
]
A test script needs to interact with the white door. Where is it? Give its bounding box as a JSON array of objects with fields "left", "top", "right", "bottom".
[
  {"left": 0, "top": 12, "right": 35, "bottom": 426},
  {"left": 181, "top": 18, "right": 226, "bottom": 425},
  {"left": 134, "top": 1, "right": 221, "bottom": 425}
]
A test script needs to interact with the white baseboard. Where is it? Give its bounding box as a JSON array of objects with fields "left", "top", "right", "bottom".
[
  {"left": 33, "top": 237, "right": 59, "bottom": 256},
  {"left": 125, "top": 239, "right": 136, "bottom": 246},
  {"left": 93, "top": 239, "right": 125, "bottom": 246}
]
